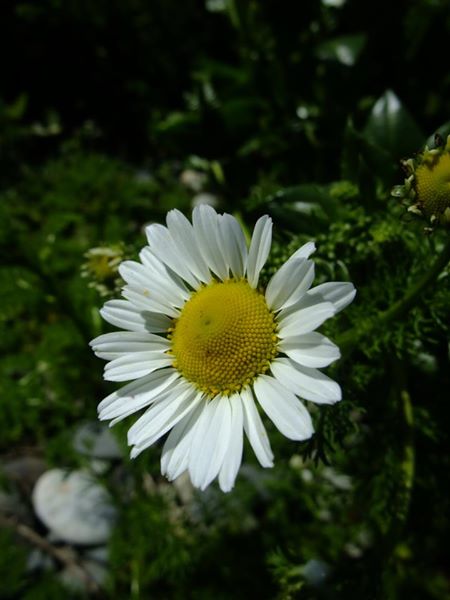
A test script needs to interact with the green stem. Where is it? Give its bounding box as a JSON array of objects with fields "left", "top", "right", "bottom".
[
  {"left": 399, "top": 388, "right": 415, "bottom": 518},
  {"left": 379, "top": 359, "right": 415, "bottom": 594},
  {"left": 392, "top": 356, "right": 415, "bottom": 529},
  {"left": 338, "top": 235, "right": 450, "bottom": 354}
]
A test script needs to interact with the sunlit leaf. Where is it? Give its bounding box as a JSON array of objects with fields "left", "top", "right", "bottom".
[
  {"left": 364, "top": 90, "right": 424, "bottom": 158},
  {"left": 316, "top": 34, "right": 366, "bottom": 66}
]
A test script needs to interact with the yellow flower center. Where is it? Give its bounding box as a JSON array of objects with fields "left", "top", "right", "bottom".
[
  {"left": 416, "top": 153, "right": 450, "bottom": 219},
  {"left": 170, "top": 280, "right": 278, "bottom": 397}
]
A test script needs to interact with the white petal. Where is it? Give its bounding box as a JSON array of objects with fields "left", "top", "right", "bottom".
[
  {"left": 128, "top": 380, "right": 195, "bottom": 443},
  {"left": 119, "top": 260, "right": 178, "bottom": 305},
  {"left": 90, "top": 331, "right": 169, "bottom": 360},
  {"left": 270, "top": 357, "right": 341, "bottom": 404},
  {"left": 288, "top": 241, "right": 316, "bottom": 261},
  {"left": 129, "top": 385, "right": 201, "bottom": 456},
  {"left": 166, "top": 210, "right": 212, "bottom": 283},
  {"left": 253, "top": 375, "right": 314, "bottom": 441},
  {"left": 145, "top": 223, "right": 199, "bottom": 288},
  {"left": 246, "top": 215, "right": 272, "bottom": 288},
  {"left": 192, "top": 205, "right": 229, "bottom": 280},
  {"left": 307, "top": 282, "right": 356, "bottom": 313},
  {"left": 121, "top": 286, "right": 179, "bottom": 318},
  {"left": 188, "top": 396, "right": 232, "bottom": 490},
  {"left": 161, "top": 401, "right": 205, "bottom": 481},
  {"left": 98, "top": 368, "right": 179, "bottom": 422},
  {"left": 100, "top": 300, "right": 170, "bottom": 333},
  {"left": 240, "top": 387, "right": 273, "bottom": 467},
  {"left": 218, "top": 394, "right": 244, "bottom": 492},
  {"left": 277, "top": 301, "right": 335, "bottom": 338},
  {"left": 279, "top": 332, "right": 340, "bottom": 368},
  {"left": 266, "top": 259, "right": 314, "bottom": 311},
  {"left": 139, "top": 247, "right": 190, "bottom": 301},
  {"left": 103, "top": 351, "right": 172, "bottom": 382},
  {"left": 217, "top": 214, "right": 248, "bottom": 278},
  {"left": 119, "top": 260, "right": 186, "bottom": 312}
]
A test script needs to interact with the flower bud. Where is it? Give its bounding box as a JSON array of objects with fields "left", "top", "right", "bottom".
[{"left": 392, "top": 135, "right": 450, "bottom": 229}]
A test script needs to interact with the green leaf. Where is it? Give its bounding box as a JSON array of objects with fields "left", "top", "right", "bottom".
[
  {"left": 341, "top": 119, "right": 395, "bottom": 187},
  {"left": 364, "top": 90, "right": 424, "bottom": 159},
  {"left": 265, "top": 184, "right": 339, "bottom": 233},
  {"left": 4, "top": 94, "right": 28, "bottom": 120},
  {"left": 155, "top": 111, "right": 200, "bottom": 134},
  {"left": 316, "top": 34, "right": 366, "bottom": 66},
  {"left": 0, "top": 266, "right": 41, "bottom": 322},
  {"left": 267, "top": 184, "right": 337, "bottom": 214}
]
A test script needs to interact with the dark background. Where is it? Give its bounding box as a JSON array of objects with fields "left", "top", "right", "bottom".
[{"left": 1, "top": 1, "right": 450, "bottom": 599}]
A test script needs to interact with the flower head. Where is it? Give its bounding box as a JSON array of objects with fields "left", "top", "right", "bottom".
[
  {"left": 82, "top": 244, "right": 125, "bottom": 297},
  {"left": 90, "top": 206, "right": 356, "bottom": 492},
  {"left": 392, "top": 134, "right": 450, "bottom": 228}
]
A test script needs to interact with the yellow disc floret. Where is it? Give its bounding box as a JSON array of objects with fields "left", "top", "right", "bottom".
[{"left": 170, "top": 280, "right": 278, "bottom": 397}]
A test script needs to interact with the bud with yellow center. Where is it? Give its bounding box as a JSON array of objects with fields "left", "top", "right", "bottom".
[
  {"left": 81, "top": 244, "right": 125, "bottom": 297},
  {"left": 392, "top": 134, "right": 450, "bottom": 229}
]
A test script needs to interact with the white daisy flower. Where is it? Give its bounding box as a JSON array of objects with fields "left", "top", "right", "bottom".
[{"left": 90, "top": 206, "right": 356, "bottom": 492}]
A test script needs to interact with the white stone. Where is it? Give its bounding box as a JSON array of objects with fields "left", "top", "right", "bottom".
[{"left": 32, "top": 469, "right": 116, "bottom": 545}]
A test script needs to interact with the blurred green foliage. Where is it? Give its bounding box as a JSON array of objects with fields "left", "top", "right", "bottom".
[{"left": 1, "top": 0, "right": 450, "bottom": 598}]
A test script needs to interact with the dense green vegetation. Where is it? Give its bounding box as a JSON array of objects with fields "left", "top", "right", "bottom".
[{"left": 1, "top": 1, "right": 450, "bottom": 598}]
